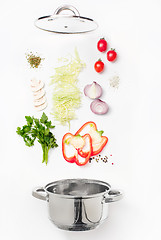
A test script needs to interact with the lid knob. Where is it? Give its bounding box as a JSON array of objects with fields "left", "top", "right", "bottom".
[{"left": 54, "top": 5, "right": 80, "bottom": 16}]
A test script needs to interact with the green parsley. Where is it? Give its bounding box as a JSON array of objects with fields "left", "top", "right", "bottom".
[{"left": 16, "top": 112, "right": 58, "bottom": 165}]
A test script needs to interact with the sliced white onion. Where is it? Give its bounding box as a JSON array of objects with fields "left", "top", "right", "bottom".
[
  {"left": 90, "top": 99, "right": 109, "bottom": 115},
  {"left": 84, "top": 81, "right": 102, "bottom": 99}
]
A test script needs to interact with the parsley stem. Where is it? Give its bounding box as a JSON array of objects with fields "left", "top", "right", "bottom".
[
  {"left": 42, "top": 145, "right": 45, "bottom": 163},
  {"left": 45, "top": 147, "right": 50, "bottom": 165},
  {"left": 42, "top": 144, "right": 50, "bottom": 165},
  {"left": 17, "top": 112, "right": 58, "bottom": 165}
]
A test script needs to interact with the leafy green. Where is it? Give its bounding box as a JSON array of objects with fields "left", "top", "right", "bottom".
[
  {"left": 16, "top": 112, "right": 58, "bottom": 165},
  {"left": 50, "top": 48, "right": 85, "bottom": 127}
]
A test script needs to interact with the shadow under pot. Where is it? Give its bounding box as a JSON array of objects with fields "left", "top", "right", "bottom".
[{"left": 32, "top": 179, "right": 123, "bottom": 231}]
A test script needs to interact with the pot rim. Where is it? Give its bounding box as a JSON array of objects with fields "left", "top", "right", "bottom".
[{"left": 44, "top": 178, "right": 111, "bottom": 199}]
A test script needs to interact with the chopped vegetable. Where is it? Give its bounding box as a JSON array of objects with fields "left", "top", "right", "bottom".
[
  {"left": 62, "top": 133, "right": 92, "bottom": 166},
  {"left": 34, "top": 102, "right": 47, "bottom": 112},
  {"left": 62, "top": 122, "right": 108, "bottom": 166},
  {"left": 34, "top": 96, "right": 46, "bottom": 106},
  {"left": 16, "top": 112, "right": 58, "bottom": 165},
  {"left": 90, "top": 99, "right": 109, "bottom": 115},
  {"left": 94, "top": 59, "right": 104, "bottom": 73},
  {"left": 30, "top": 78, "right": 47, "bottom": 111},
  {"left": 107, "top": 49, "right": 117, "bottom": 62},
  {"left": 84, "top": 81, "right": 102, "bottom": 99},
  {"left": 97, "top": 38, "right": 107, "bottom": 52},
  {"left": 50, "top": 49, "right": 85, "bottom": 127},
  {"left": 33, "top": 88, "right": 45, "bottom": 100},
  {"left": 30, "top": 78, "right": 44, "bottom": 92},
  {"left": 26, "top": 52, "right": 44, "bottom": 68},
  {"left": 75, "top": 121, "right": 108, "bottom": 156},
  {"left": 34, "top": 102, "right": 48, "bottom": 112}
]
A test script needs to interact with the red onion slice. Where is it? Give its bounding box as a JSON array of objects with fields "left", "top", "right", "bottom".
[
  {"left": 84, "top": 81, "right": 102, "bottom": 99},
  {"left": 90, "top": 99, "right": 109, "bottom": 115}
]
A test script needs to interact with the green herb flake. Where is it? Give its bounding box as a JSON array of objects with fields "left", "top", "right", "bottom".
[{"left": 26, "top": 51, "right": 44, "bottom": 68}]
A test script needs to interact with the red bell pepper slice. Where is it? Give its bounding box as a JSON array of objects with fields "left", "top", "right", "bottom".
[
  {"left": 75, "top": 121, "right": 97, "bottom": 135},
  {"left": 62, "top": 133, "right": 92, "bottom": 166},
  {"left": 62, "top": 133, "right": 76, "bottom": 163},
  {"left": 75, "top": 121, "right": 108, "bottom": 156},
  {"left": 76, "top": 134, "right": 92, "bottom": 166},
  {"left": 92, "top": 136, "right": 108, "bottom": 156}
]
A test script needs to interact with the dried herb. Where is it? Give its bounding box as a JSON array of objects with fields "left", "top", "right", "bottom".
[{"left": 26, "top": 52, "right": 44, "bottom": 68}]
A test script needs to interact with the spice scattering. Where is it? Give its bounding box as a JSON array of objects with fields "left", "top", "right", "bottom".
[
  {"left": 26, "top": 52, "right": 44, "bottom": 68},
  {"left": 109, "top": 75, "right": 120, "bottom": 89},
  {"left": 89, "top": 155, "right": 108, "bottom": 163}
]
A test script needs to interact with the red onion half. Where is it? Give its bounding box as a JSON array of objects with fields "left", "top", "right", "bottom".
[
  {"left": 90, "top": 99, "right": 109, "bottom": 115},
  {"left": 84, "top": 81, "right": 102, "bottom": 99}
]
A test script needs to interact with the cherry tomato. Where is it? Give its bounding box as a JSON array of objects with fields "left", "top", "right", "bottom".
[
  {"left": 97, "top": 38, "right": 107, "bottom": 52},
  {"left": 94, "top": 59, "right": 104, "bottom": 73},
  {"left": 107, "top": 49, "right": 117, "bottom": 62}
]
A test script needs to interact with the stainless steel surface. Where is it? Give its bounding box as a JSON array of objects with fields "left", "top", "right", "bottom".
[
  {"left": 34, "top": 5, "right": 98, "bottom": 34},
  {"left": 32, "top": 179, "right": 123, "bottom": 231},
  {"left": 103, "top": 190, "right": 123, "bottom": 203},
  {"left": 32, "top": 187, "right": 47, "bottom": 201},
  {"left": 54, "top": 5, "right": 80, "bottom": 16}
]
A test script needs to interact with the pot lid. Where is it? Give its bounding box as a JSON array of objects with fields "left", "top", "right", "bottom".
[{"left": 35, "top": 5, "right": 98, "bottom": 34}]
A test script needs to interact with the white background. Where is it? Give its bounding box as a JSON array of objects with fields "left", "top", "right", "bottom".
[{"left": 0, "top": 0, "right": 161, "bottom": 239}]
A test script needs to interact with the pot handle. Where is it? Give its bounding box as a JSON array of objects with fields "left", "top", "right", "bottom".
[
  {"left": 54, "top": 5, "right": 80, "bottom": 16},
  {"left": 32, "top": 187, "right": 47, "bottom": 201},
  {"left": 103, "top": 189, "right": 123, "bottom": 203}
]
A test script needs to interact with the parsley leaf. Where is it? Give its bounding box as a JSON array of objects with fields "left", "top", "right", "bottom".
[{"left": 16, "top": 112, "right": 58, "bottom": 165}]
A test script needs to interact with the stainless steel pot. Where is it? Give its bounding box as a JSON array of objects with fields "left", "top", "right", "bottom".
[{"left": 32, "top": 179, "right": 123, "bottom": 231}]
